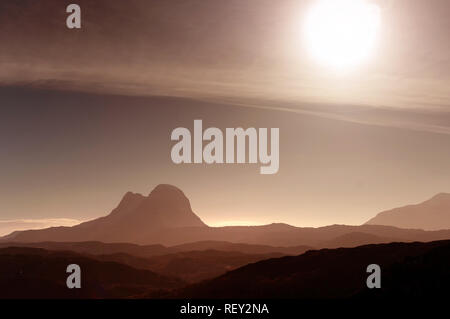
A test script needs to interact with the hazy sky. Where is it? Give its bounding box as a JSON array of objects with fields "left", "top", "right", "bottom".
[{"left": 1, "top": 0, "right": 450, "bottom": 230}]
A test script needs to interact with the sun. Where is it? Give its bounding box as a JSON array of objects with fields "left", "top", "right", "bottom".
[{"left": 304, "top": 0, "right": 381, "bottom": 70}]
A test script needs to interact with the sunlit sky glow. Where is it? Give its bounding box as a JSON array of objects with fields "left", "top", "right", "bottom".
[{"left": 304, "top": 0, "right": 381, "bottom": 69}]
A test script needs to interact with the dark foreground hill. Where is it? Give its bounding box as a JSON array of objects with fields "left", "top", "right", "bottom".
[
  {"left": 2, "top": 241, "right": 450, "bottom": 299},
  {"left": 173, "top": 240, "right": 450, "bottom": 299},
  {"left": 0, "top": 247, "right": 184, "bottom": 299},
  {"left": 0, "top": 241, "right": 311, "bottom": 283},
  {"left": 0, "top": 240, "right": 313, "bottom": 284},
  {"left": 95, "top": 250, "right": 286, "bottom": 283}
]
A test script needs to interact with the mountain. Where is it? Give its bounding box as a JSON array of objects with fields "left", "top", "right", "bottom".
[
  {"left": 366, "top": 193, "right": 450, "bottom": 230},
  {"left": 0, "top": 247, "right": 184, "bottom": 299},
  {"left": 3, "top": 184, "right": 207, "bottom": 243},
  {"left": 3, "top": 185, "right": 450, "bottom": 247},
  {"left": 174, "top": 240, "right": 450, "bottom": 299}
]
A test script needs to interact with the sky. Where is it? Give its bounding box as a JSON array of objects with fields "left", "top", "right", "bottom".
[{"left": 1, "top": 0, "right": 450, "bottom": 232}]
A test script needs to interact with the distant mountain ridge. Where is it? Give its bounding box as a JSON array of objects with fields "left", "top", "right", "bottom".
[
  {"left": 366, "top": 193, "right": 450, "bottom": 230},
  {"left": 0, "top": 240, "right": 312, "bottom": 258},
  {"left": 2, "top": 185, "right": 450, "bottom": 247}
]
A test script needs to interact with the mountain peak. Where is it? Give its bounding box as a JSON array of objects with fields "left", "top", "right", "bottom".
[
  {"left": 138, "top": 184, "right": 206, "bottom": 228},
  {"left": 149, "top": 184, "right": 185, "bottom": 197},
  {"left": 2, "top": 184, "right": 208, "bottom": 243},
  {"left": 110, "top": 192, "right": 146, "bottom": 217},
  {"left": 122, "top": 191, "right": 145, "bottom": 202},
  {"left": 429, "top": 193, "right": 450, "bottom": 202}
]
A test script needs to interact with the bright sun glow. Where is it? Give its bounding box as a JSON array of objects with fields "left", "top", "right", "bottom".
[{"left": 305, "top": 0, "right": 381, "bottom": 69}]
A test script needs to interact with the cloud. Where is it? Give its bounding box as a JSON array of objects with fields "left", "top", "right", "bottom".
[
  {"left": 197, "top": 96, "right": 450, "bottom": 136},
  {"left": 0, "top": 218, "right": 82, "bottom": 236},
  {"left": 1, "top": 0, "right": 450, "bottom": 112}
]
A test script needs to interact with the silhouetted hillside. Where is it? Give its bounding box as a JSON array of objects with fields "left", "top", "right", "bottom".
[
  {"left": 3, "top": 241, "right": 450, "bottom": 299},
  {"left": 171, "top": 241, "right": 312, "bottom": 255},
  {"left": 174, "top": 240, "right": 450, "bottom": 299},
  {"left": 366, "top": 193, "right": 450, "bottom": 230},
  {"left": 320, "top": 232, "right": 397, "bottom": 248},
  {"left": 0, "top": 247, "right": 184, "bottom": 299},
  {"left": 0, "top": 240, "right": 312, "bottom": 257},
  {"left": 0, "top": 241, "right": 314, "bottom": 283},
  {"left": 95, "top": 250, "right": 286, "bottom": 283},
  {"left": 0, "top": 241, "right": 169, "bottom": 258}
]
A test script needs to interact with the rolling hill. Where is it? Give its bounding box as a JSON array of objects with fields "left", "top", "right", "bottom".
[
  {"left": 0, "top": 247, "right": 184, "bottom": 299},
  {"left": 0, "top": 240, "right": 313, "bottom": 283},
  {"left": 2, "top": 240, "right": 449, "bottom": 299},
  {"left": 94, "top": 250, "right": 286, "bottom": 283},
  {"left": 0, "top": 240, "right": 312, "bottom": 257},
  {"left": 174, "top": 240, "right": 450, "bottom": 299}
]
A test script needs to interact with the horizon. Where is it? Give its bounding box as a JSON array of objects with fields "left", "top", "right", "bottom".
[{"left": 1, "top": 181, "right": 449, "bottom": 237}]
